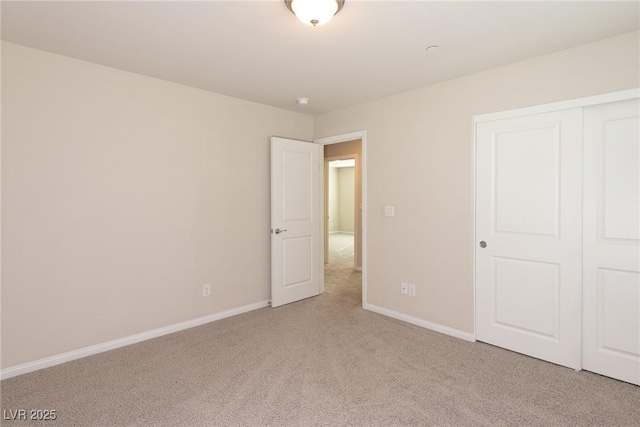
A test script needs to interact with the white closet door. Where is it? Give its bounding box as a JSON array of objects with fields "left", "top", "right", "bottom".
[
  {"left": 476, "top": 108, "right": 583, "bottom": 369},
  {"left": 582, "top": 98, "right": 640, "bottom": 385}
]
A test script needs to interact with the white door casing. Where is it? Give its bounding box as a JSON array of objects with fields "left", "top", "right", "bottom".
[
  {"left": 270, "top": 137, "right": 323, "bottom": 308},
  {"left": 476, "top": 108, "right": 583, "bottom": 369},
  {"left": 315, "top": 130, "right": 368, "bottom": 307},
  {"left": 582, "top": 99, "right": 640, "bottom": 385}
]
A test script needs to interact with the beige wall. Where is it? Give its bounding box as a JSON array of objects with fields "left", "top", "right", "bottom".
[
  {"left": 1, "top": 42, "right": 313, "bottom": 368},
  {"left": 324, "top": 140, "right": 363, "bottom": 269},
  {"left": 337, "top": 167, "right": 355, "bottom": 233},
  {"left": 314, "top": 31, "right": 640, "bottom": 333},
  {"left": 328, "top": 167, "right": 339, "bottom": 233},
  {"left": 327, "top": 164, "right": 355, "bottom": 234}
]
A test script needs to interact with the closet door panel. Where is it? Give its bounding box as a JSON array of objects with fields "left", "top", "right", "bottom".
[
  {"left": 476, "top": 108, "right": 583, "bottom": 370},
  {"left": 583, "top": 98, "right": 640, "bottom": 385}
]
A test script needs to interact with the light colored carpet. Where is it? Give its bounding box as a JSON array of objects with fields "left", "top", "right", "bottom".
[
  {"left": 328, "top": 232, "right": 354, "bottom": 266},
  {"left": 2, "top": 259, "right": 640, "bottom": 426}
]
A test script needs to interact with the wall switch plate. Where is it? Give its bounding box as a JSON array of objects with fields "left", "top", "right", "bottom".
[
  {"left": 384, "top": 205, "right": 395, "bottom": 217},
  {"left": 408, "top": 283, "right": 416, "bottom": 297},
  {"left": 401, "top": 282, "right": 408, "bottom": 295},
  {"left": 203, "top": 284, "right": 211, "bottom": 297}
]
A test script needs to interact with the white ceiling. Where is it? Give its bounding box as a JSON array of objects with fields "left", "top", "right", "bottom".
[{"left": 2, "top": 1, "right": 638, "bottom": 114}]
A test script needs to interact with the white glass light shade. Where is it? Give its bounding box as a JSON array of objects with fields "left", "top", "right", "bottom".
[{"left": 290, "top": 0, "right": 340, "bottom": 27}]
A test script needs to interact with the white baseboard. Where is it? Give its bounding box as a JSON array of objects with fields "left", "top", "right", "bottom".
[
  {"left": 363, "top": 303, "right": 476, "bottom": 342},
  {"left": 1, "top": 300, "right": 270, "bottom": 380},
  {"left": 329, "top": 231, "right": 354, "bottom": 235}
]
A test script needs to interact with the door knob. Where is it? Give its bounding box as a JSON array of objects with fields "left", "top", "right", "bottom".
[
  {"left": 479, "top": 241, "right": 487, "bottom": 248},
  {"left": 274, "top": 228, "right": 287, "bottom": 235}
]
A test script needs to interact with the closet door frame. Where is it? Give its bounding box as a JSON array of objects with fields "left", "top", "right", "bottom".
[
  {"left": 473, "top": 89, "right": 639, "bottom": 124},
  {"left": 473, "top": 88, "right": 639, "bottom": 361}
]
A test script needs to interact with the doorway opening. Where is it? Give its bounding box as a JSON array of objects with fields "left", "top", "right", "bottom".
[
  {"left": 326, "top": 157, "right": 356, "bottom": 268},
  {"left": 317, "top": 135, "right": 365, "bottom": 306}
]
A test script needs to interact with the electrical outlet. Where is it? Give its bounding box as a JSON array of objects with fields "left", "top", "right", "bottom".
[
  {"left": 202, "top": 284, "right": 211, "bottom": 297},
  {"left": 408, "top": 283, "right": 416, "bottom": 297},
  {"left": 401, "top": 282, "right": 408, "bottom": 295}
]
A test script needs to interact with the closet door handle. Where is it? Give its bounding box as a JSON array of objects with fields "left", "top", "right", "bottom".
[{"left": 479, "top": 241, "right": 487, "bottom": 248}]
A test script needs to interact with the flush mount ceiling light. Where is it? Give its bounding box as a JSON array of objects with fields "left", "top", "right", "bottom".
[{"left": 285, "top": 0, "right": 345, "bottom": 27}]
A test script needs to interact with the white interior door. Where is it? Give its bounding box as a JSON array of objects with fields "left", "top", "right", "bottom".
[
  {"left": 476, "top": 108, "right": 583, "bottom": 369},
  {"left": 271, "top": 137, "right": 322, "bottom": 308},
  {"left": 582, "top": 98, "right": 640, "bottom": 385}
]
